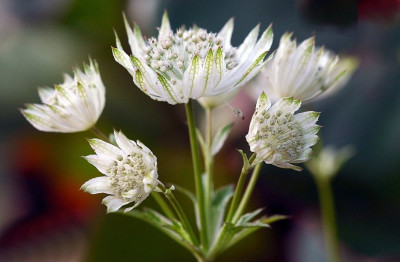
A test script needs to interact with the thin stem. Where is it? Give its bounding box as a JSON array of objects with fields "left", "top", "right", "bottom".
[
  {"left": 232, "top": 163, "right": 262, "bottom": 222},
  {"left": 165, "top": 189, "right": 199, "bottom": 246},
  {"left": 204, "top": 106, "right": 213, "bottom": 214},
  {"left": 314, "top": 176, "right": 340, "bottom": 262},
  {"left": 90, "top": 126, "right": 109, "bottom": 142},
  {"left": 225, "top": 167, "right": 250, "bottom": 223},
  {"left": 225, "top": 156, "right": 255, "bottom": 224},
  {"left": 151, "top": 192, "right": 176, "bottom": 220},
  {"left": 185, "top": 100, "right": 209, "bottom": 250}
]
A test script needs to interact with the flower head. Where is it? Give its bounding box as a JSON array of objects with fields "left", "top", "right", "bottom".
[
  {"left": 21, "top": 60, "right": 105, "bottom": 133},
  {"left": 82, "top": 130, "right": 159, "bottom": 213},
  {"left": 246, "top": 93, "right": 320, "bottom": 171},
  {"left": 112, "top": 12, "right": 273, "bottom": 104},
  {"left": 306, "top": 145, "right": 354, "bottom": 179},
  {"left": 252, "top": 33, "right": 357, "bottom": 103}
]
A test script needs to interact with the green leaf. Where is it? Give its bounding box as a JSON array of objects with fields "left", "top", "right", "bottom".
[
  {"left": 174, "top": 184, "right": 200, "bottom": 230},
  {"left": 163, "top": 219, "right": 192, "bottom": 243},
  {"left": 124, "top": 208, "right": 201, "bottom": 255},
  {"left": 235, "top": 208, "right": 264, "bottom": 225},
  {"left": 208, "top": 185, "right": 234, "bottom": 245},
  {"left": 211, "top": 123, "right": 233, "bottom": 156},
  {"left": 259, "top": 214, "right": 290, "bottom": 224}
]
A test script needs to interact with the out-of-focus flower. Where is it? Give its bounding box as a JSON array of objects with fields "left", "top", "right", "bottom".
[
  {"left": 246, "top": 93, "right": 320, "bottom": 171},
  {"left": 112, "top": 11, "right": 273, "bottom": 104},
  {"left": 82, "top": 130, "right": 159, "bottom": 213},
  {"left": 21, "top": 60, "right": 105, "bottom": 133},
  {"left": 251, "top": 33, "right": 357, "bottom": 103},
  {"left": 306, "top": 145, "right": 355, "bottom": 179}
]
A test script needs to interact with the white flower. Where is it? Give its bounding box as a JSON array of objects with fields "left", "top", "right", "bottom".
[
  {"left": 252, "top": 33, "right": 357, "bottom": 103},
  {"left": 306, "top": 145, "right": 354, "bottom": 179},
  {"left": 112, "top": 12, "right": 273, "bottom": 104},
  {"left": 21, "top": 60, "right": 105, "bottom": 133},
  {"left": 81, "top": 130, "right": 159, "bottom": 213},
  {"left": 246, "top": 93, "right": 320, "bottom": 171}
]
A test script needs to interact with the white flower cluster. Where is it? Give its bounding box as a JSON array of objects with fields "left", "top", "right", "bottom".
[
  {"left": 246, "top": 93, "right": 320, "bottom": 171},
  {"left": 82, "top": 130, "right": 159, "bottom": 212},
  {"left": 252, "top": 33, "right": 357, "bottom": 103},
  {"left": 20, "top": 12, "right": 357, "bottom": 212},
  {"left": 21, "top": 60, "right": 105, "bottom": 133},
  {"left": 112, "top": 12, "right": 273, "bottom": 104}
]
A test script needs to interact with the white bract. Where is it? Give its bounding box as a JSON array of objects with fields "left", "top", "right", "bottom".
[
  {"left": 246, "top": 93, "right": 320, "bottom": 171},
  {"left": 112, "top": 12, "right": 273, "bottom": 104},
  {"left": 21, "top": 60, "right": 105, "bottom": 133},
  {"left": 252, "top": 33, "right": 357, "bottom": 103},
  {"left": 82, "top": 130, "right": 159, "bottom": 213}
]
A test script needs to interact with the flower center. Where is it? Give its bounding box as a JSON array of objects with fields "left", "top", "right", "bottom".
[
  {"left": 107, "top": 153, "right": 148, "bottom": 200},
  {"left": 143, "top": 28, "right": 239, "bottom": 81},
  {"left": 256, "top": 110, "right": 304, "bottom": 160}
]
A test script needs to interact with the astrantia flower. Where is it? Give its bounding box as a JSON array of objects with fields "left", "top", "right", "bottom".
[
  {"left": 246, "top": 93, "right": 320, "bottom": 171},
  {"left": 21, "top": 60, "right": 105, "bottom": 133},
  {"left": 306, "top": 145, "right": 354, "bottom": 179},
  {"left": 252, "top": 33, "right": 357, "bottom": 103},
  {"left": 112, "top": 12, "right": 273, "bottom": 104},
  {"left": 82, "top": 130, "right": 159, "bottom": 213}
]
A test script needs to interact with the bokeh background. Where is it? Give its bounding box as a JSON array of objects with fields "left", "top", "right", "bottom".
[{"left": 1, "top": 0, "right": 399, "bottom": 261}]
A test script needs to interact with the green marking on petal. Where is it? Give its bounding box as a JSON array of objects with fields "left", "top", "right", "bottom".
[
  {"left": 188, "top": 55, "right": 200, "bottom": 97},
  {"left": 77, "top": 81, "right": 89, "bottom": 108},
  {"left": 134, "top": 69, "right": 147, "bottom": 93},
  {"left": 55, "top": 85, "right": 72, "bottom": 103},
  {"left": 202, "top": 49, "right": 214, "bottom": 95},
  {"left": 157, "top": 73, "right": 178, "bottom": 103},
  {"left": 235, "top": 51, "right": 267, "bottom": 85},
  {"left": 130, "top": 55, "right": 145, "bottom": 72},
  {"left": 21, "top": 111, "right": 51, "bottom": 127},
  {"left": 215, "top": 47, "right": 223, "bottom": 85}
]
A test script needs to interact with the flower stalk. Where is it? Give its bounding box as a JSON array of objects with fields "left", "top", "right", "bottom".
[
  {"left": 185, "top": 100, "right": 209, "bottom": 250},
  {"left": 314, "top": 175, "right": 340, "bottom": 262},
  {"left": 164, "top": 187, "right": 199, "bottom": 246},
  {"left": 233, "top": 162, "right": 263, "bottom": 223},
  {"left": 225, "top": 153, "right": 256, "bottom": 223}
]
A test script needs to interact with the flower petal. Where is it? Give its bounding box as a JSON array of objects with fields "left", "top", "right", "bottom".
[{"left": 81, "top": 176, "right": 113, "bottom": 194}]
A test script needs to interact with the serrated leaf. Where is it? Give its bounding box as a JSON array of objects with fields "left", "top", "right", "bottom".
[{"left": 211, "top": 123, "right": 233, "bottom": 156}]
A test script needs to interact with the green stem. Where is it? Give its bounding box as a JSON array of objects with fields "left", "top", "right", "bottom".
[
  {"left": 90, "top": 126, "right": 109, "bottom": 142},
  {"left": 151, "top": 192, "right": 176, "bottom": 220},
  {"left": 314, "top": 176, "right": 340, "bottom": 262},
  {"left": 165, "top": 189, "right": 199, "bottom": 246},
  {"left": 232, "top": 163, "right": 262, "bottom": 223},
  {"left": 185, "top": 100, "right": 209, "bottom": 250},
  {"left": 204, "top": 106, "right": 213, "bottom": 214},
  {"left": 225, "top": 153, "right": 256, "bottom": 223}
]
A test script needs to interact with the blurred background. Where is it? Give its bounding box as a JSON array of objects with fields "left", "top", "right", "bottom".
[{"left": 0, "top": 0, "right": 399, "bottom": 261}]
